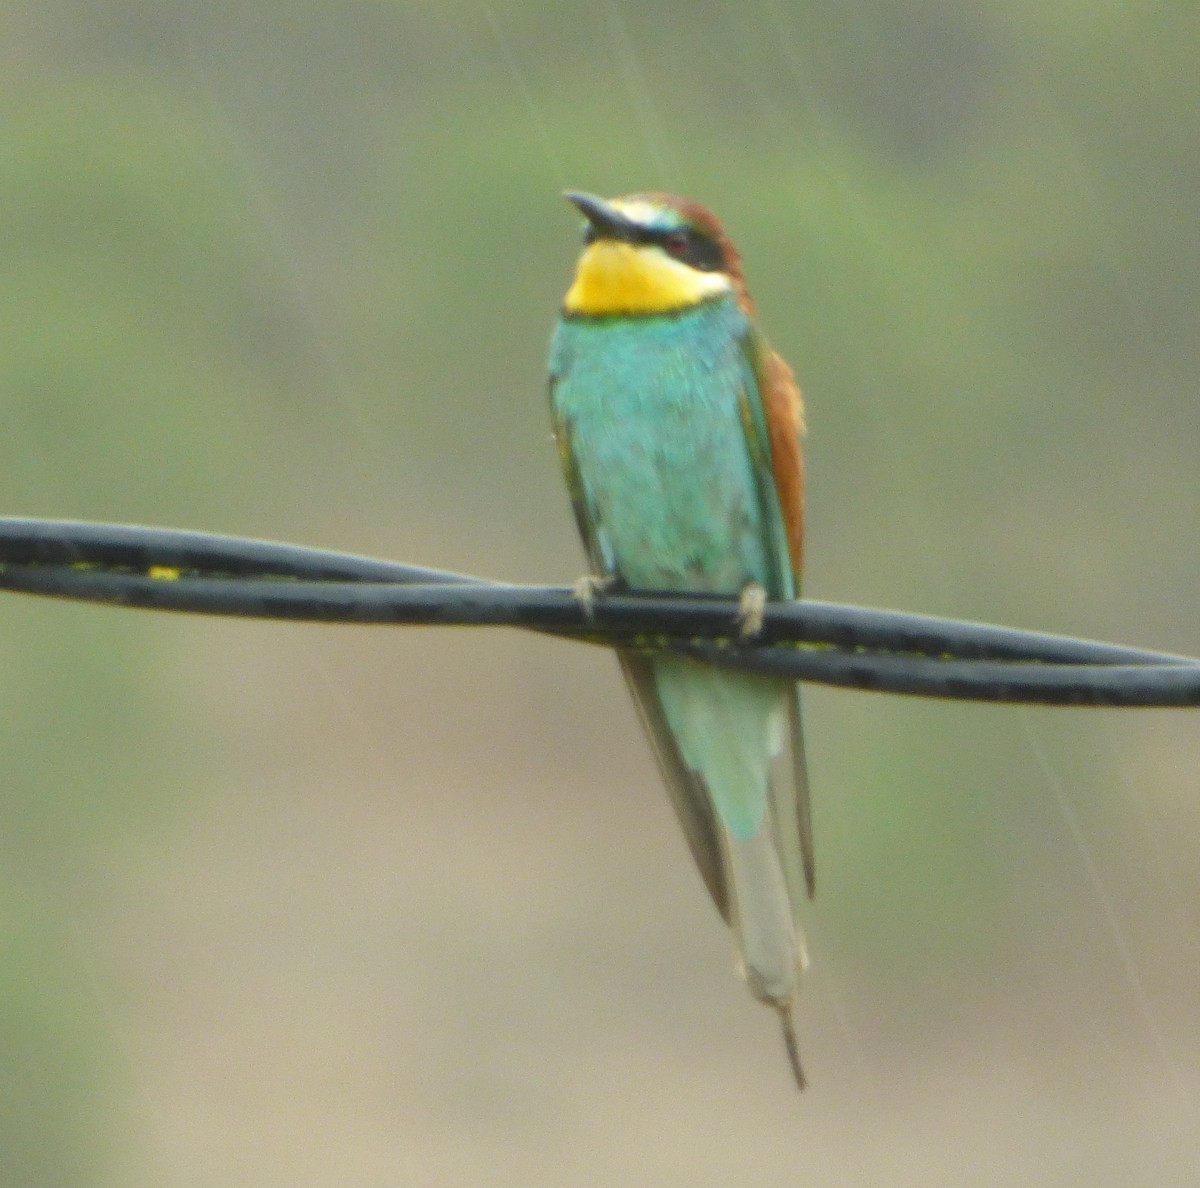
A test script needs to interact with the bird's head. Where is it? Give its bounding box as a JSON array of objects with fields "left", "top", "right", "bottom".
[{"left": 560, "top": 191, "right": 752, "bottom": 318}]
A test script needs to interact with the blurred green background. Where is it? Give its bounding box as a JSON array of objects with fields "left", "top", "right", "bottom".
[{"left": 1, "top": 1, "right": 1198, "bottom": 1184}]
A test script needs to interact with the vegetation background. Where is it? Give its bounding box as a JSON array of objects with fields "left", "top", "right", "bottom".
[{"left": 1, "top": 2, "right": 1197, "bottom": 1183}]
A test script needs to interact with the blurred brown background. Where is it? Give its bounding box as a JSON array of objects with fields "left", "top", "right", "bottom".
[{"left": 1, "top": 2, "right": 1198, "bottom": 1184}]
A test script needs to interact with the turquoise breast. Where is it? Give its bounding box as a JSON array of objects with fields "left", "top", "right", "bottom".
[{"left": 550, "top": 296, "right": 783, "bottom": 595}]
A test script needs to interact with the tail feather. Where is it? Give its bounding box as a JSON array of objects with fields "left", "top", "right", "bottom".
[
  {"left": 646, "top": 654, "right": 811, "bottom": 1085},
  {"left": 777, "top": 1001, "right": 807, "bottom": 1091},
  {"left": 722, "top": 824, "right": 802, "bottom": 1003},
  {"left": 722, "top": 798, "right": 808, "bottom": 1091},
  {"left": 618, "top": 653, "right": 729, "bottom": 920},
  {"left": 771, "top": 688, "right": 814, "bottom": 906}
]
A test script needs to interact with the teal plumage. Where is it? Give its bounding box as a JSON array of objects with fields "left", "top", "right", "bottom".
[
  {"left": 548, "top": 191, "right": 812, "bottom": 1087},
  {"left": 550, "top": 300, "right": 787, "bottom": 592}
]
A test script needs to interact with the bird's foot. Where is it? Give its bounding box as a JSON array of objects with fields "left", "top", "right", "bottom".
[
  {"left": 738, "top": 581, "right": 768, "bottom": 638},
  {"left": 572, "top": 572, "right": 616, "bottom": 620}
]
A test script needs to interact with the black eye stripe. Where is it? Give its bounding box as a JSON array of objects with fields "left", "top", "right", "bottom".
[
  {"left": 580, "top": 222, "right": 725, "bottom": 272},
  {"left": 655, "top": 228, "right": 724, "bottom": 272}
]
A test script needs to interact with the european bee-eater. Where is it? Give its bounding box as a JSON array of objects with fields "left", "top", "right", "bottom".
[{"left": 548, "top": 191, "right": 812, "bottom": 1087}]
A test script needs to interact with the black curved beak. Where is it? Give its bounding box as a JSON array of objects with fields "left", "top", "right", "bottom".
[{"left": 563, "top": 191, "right": 640, "bottom": 242}]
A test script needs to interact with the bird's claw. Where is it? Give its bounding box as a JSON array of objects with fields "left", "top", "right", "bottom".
[
  {"left": 572, "top": 573, "right": 616, "bottom": 619},
  {"left": 738, "top": 582, "right": 768, "bottom": 637}
]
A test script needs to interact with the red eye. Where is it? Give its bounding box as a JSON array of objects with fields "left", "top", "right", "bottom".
[{"left": 664, "top": 231, "right": 689, "bottom": 257}]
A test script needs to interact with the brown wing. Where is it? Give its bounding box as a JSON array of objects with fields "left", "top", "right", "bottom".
[
  {"left": 761, "top": 347, "right": 806, "bottom": 584},
  {"left": 745, "top": 332, "right": 814, "bottom": 900}
]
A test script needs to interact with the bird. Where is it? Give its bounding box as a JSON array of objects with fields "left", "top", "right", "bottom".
[{"left": 547, "top": 190, "right": 812, "bottom": 1087}]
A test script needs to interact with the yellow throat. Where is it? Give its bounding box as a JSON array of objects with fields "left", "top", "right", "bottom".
[{"left": 563, "top": 239, "right": 731, "bottom": 316}]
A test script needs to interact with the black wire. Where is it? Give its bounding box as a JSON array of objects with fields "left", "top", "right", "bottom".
[
  {"left": 0, "top": 516, "right": 476, "bottom": 584},
  {"left": 678, "top": 644, "right": 1200, "bottom": 706},
  {"left": 0, "top": 516, "right": 1196, "bottom": 706},
  {"left": 0, "top": 517, "right": 1181, "bottom": 661}
]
